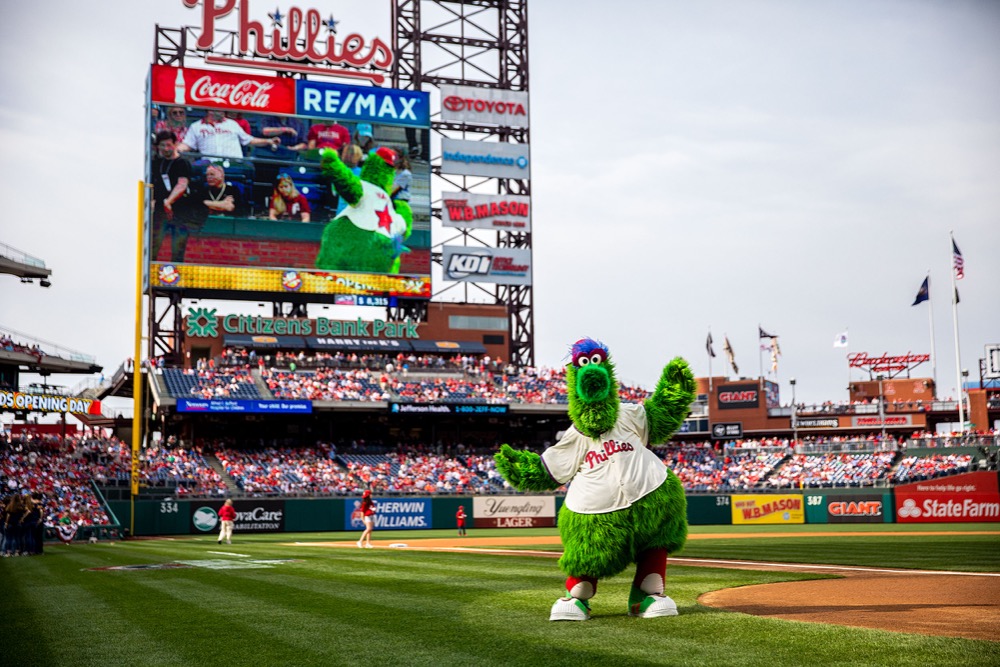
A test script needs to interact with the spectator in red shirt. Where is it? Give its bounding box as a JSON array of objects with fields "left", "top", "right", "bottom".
[
  {"left": 218, "top": 499, "right": 236, "bottom": 544},
  {"left": 456, "top": 505, "right": 467, "bottom": 536},
  {"left": 307, "top": 120, "right": 351, "bottom": 152}
]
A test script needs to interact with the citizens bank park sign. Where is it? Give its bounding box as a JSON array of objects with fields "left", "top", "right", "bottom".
[{"left": 181, "top": 0, "right": 394, "bottom": 84}]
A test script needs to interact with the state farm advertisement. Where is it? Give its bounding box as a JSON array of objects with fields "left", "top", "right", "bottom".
[
  {"left": 894, "top": 472, "right": 1000, "bottom": 523},
  {"left": 151, "top": 64, "right": 296, "bottom": 115},
  {"left": 731, "top": 495, "right": 804, "bottom": 525},
  {"left": 473, "top": 496, "right": 556, "bottom": 528},
  {"left": 441, "top": 192, "right": 531, "bottom": 231}
]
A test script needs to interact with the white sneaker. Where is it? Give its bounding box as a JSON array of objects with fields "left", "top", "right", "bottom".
[
  {"left": 629, "top": 594, "right": 678, "bottom": 618},
  {"left": 356, "top": 540, "right": 363, "bottom": 548},
  {"left": 364, "top": 544, "right": 373, "bottom": 549},
  {"left": 549, "top": 597, "right": 590, "bottom": 622}
]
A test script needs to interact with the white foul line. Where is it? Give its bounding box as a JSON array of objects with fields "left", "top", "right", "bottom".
[{"left": 670, "top": 557, "right": 1000, "bottom": 577}]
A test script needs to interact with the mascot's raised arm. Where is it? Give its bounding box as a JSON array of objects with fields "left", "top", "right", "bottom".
[{"left": 494, "top": 337, "right": 696, "bottom": 621}]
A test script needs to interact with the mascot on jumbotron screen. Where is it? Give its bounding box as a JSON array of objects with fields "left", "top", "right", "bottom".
[
  {"left": 314, "top": 146, "right": 412, "bottom": 274},
  {"left": 494, "top": 338, "right": 695, "bottom": 621}
]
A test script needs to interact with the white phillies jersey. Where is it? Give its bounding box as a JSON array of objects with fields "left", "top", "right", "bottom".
[
  {"left": 541, "top": 403, "right": 667, "bottom": 514},
  {"left": 339, "top": 180, "right": 408, "bottom": 238}
]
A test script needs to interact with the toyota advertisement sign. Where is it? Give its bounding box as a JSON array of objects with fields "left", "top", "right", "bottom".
[
  {"left": 442, "top": 246, "right": 532, "bottom": 285},
  {"left": 439, "top": 84, "right": 529, "bottom": 128},
  {"left": 894, "top": 472, "right": 1000, "bottom": 523}
]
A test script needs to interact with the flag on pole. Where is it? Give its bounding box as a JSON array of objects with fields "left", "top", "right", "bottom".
[
  {"left": 833, "top": 331, "right": 849, "bottom": 348},
  {"left": 954, "top": 287, "right": 960, "bottom": 305},
  {"left": 706, "top": 332, "right": 716, "bottom": 358},
  {"left": 759, "top": 326, "right": 776, "bottom": 339},
  {"left": 912, "top": 276, "right": 929, "bottom": 306},
  {"left": 723, "top": 335, "right": 738, "bottom": 374},
  {"left": 770, "top": 338, "right": 781, "bottom": 373},
  {"left": 952, "top": 238, "right": 964, "bottom": 279}
]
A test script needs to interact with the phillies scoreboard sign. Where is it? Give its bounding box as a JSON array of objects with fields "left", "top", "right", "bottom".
[{"left": 894, "top": 472, "right": 1000, "bottom": 523}]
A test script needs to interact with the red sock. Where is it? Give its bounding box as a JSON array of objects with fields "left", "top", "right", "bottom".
[{"left": 632, "top": 548, "right": 667, "bottom": 595}]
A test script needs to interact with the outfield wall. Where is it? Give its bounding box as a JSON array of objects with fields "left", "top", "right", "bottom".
[{"left": 107, "top": 472, "right": 999, "bottom": 536}]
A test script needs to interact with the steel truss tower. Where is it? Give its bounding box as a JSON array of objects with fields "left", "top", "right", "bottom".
[{"left": 391, "top": 0, "right": 534, "bottom": 367}]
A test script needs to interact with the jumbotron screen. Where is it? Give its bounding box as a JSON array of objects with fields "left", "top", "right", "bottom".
[{"left": 144, "top": 64, "right": 431, "bottom": 303}]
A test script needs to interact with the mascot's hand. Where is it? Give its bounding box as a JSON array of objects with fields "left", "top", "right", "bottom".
[
  {"left": 319, "top": 147, "right": 339, "bottom": 169},
  {"left": 645, "top": 356, "right": 697, "bottom": 444},
  {"left": 494, "top": 444, "right": 558, "bottom": 492}
]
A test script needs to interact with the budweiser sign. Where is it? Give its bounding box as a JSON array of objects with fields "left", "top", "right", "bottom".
[
  {"left": 182, "top": 0, "right": 394, "bottom": 83},
  {"left": 848, "top": 352, "right": 930, "bottom": 373},
  {"left": 150, "top": 65, "right": 296, "bottom": 114}
]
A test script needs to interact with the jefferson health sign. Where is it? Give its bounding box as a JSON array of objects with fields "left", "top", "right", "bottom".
[{"left": 894, "top": 472, "right": 1000, "bottom": 523}]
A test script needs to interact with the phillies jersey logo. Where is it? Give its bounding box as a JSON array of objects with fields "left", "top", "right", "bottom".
[{"left": 584, "top": 439, "right": 635, "bottom": 470}]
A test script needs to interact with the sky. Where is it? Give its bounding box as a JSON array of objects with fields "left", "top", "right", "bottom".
[{"left": 1, "top": 0, "right": 998, "bottom": 414}]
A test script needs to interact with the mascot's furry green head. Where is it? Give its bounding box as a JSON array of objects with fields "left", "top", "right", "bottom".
[
  {"left": 314, "top": 146, "right": 413, "bottom": 273},
  {"left": 566, "top": 338, "right": 619, "bottom": 438}
]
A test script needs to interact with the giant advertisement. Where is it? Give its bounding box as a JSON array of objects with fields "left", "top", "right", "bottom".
[
  {"left": 731, "top": 494, "right": 804, "bottom": 525},
  {"left": 146, "top": 64, "right": 431, "bottom": 301},
  {"left": 804, "top": 493, "right": 892, "bottom": 524},
  {"left": 473, "top": 496, "right": 557, "bottom": 528},
  {"left": 442, "top": 246, "right": 532, "bottom": 285},
  {"left": 894, "top": 472, "right": 1000, "bottom": 523}
]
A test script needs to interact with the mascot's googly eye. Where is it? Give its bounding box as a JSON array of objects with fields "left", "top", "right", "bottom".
[
  {"left": 577, "top": 357, "right": 590, "bottom": 367},
  {"left": 590, "top": 353, "right": 604, "bottom": 365}
]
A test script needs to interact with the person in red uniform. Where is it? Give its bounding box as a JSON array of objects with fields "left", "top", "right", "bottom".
[
  {"left": 456, "top": 505, "right": 467, "bottom": 537},
  {"left": 356, "top": 490, "right": 376, "bottom": 549},
  {"left": 218, "top": 499, "right": 236, "bottom": 545}
]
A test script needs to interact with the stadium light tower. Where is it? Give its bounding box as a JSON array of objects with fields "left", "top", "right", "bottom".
[{"left": 789, "top": 377, "right": 797, "bottom": 447}]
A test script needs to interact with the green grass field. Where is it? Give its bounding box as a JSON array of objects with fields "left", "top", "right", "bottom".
[{"left": 2, "top": 524, "right": 998, "bottom": 667}]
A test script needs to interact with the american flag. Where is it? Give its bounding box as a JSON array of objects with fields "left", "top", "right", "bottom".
[{"left": 952, "top": 238, "right": 964, "bottom": 279}]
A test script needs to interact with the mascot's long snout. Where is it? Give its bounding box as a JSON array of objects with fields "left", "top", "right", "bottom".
[{"left": 576, "top": 364, "right": 611, "bottom": 402}]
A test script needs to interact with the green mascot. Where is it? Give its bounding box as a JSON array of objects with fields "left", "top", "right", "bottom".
[
  {"left": 314, "top": 146, "right": 412, "bottom": 273},
  {"left": 494, "top": 338, "right": 695, "bottom": 621}
]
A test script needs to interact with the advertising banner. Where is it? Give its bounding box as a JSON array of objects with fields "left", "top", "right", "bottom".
[
  {"left": 442, "top": 246, "right": 532, "bottom": 285},
  {"left": 804, "top": 493, "right": 891, "bottom": 524},
  {"left": 441, "top": 192, "right": 531, "bottom": 231},
  {"left": 473, "top": 496, "right": 557, "bottom": 528},
  {"left": 345, "top": 497, "right": 432, "bottom": 530},
  {"left": 894, "top": 472, "right": 1000, "bottom": 523},
  {"left": 439, "top": 84, "right": 529, "bottom": 128},
  {"left": 176, "top": 399, "right": 312, "bottom": 414},
  {"left": 191, "top": 500, "right": 286, "bottom": 534},
  {"left": 711, "top": 422, "right": 743, "bottom": 439},
  {"left": 797, "top": 418, "right": 840, "bottom": 429},
  {"left": 852, "top": 414, "right": 914, "bottom": 428},
  {"left": 151, "top": 65, "right": 297, "bottom": 114},
  {"left": 0, "top": 390, "right": 101, "bottom": 416},
  {"left": 297, "top": 79, "right": 429, "bottom": 126},
  {"left": 440, "top": 138, "right": 530, "bottom": 179},
  {"left": 731, "top": 494, "right": 804, "bottom": 525},
  {"left": 717, "top": 384, "right": 760, "bottom": 410},
  {"left": 389, "top": 403, "right": 509, "bottom": 415}
]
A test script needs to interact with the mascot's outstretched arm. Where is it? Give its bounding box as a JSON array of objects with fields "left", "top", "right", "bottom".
[
  {"left": 494, "top": 444, "right": 560, "bottom": 492},
  {"left": 319, "top": 148, "right": 363, "bottom": 206},
  {"left": 644, "top": 357, "right": 697, "bottom": 444}
]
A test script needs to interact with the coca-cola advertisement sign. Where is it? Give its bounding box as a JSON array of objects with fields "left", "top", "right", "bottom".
[
  {"left": 894, "top": 472, "right": 1000, "bottom": 523},
  {"left": 151, "top": 65, "right": 296, "bottom": 115},
  {"left": 472, "top": 496, "right": 556, "bottom": 528}
]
